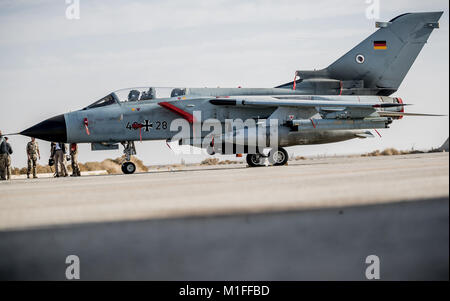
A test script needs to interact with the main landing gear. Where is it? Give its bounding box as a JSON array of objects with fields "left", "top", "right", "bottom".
[
  {"left": 246, "top": 147, "right": 289, "bottom": 167},
  {"left": 121, "top": 141, "right": 137, "bottom": 174}
]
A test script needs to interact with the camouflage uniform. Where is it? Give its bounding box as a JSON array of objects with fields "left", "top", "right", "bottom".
[
  {"left": 70, "top": 143, "right": 81, "bottom": 177},
  {"left": 0, "top": 136, "right": 4, "bottom": 180},
  {"left": 26, "top": 140, "right": 40, "bottom": 178},
  {"left": 0, "top": 138, "right": 12, "bottom": 180},
  {"left": 0, "top": 153, "right": 6, "bottom": 180},
  {"left": 5, "top": 152, "right": 11, "bottom": 180}
]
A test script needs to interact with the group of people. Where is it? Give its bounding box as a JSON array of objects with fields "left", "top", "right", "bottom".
[{"left": 0, "top": 130, "right": 81, "bottom": 180}]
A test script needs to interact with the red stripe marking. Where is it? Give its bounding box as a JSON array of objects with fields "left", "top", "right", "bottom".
[
  {"left": 339, "top": 80, "right": 343, "bottom": 96},
  {"left": 131, "top": 122, "right": 143, "bottom": 141},
  {"left": 158, "top": 102, "right": 195, "bottom": 124},
  {"left": 310, "top": 119, "right": 316, "bottom": 129},
  {"left": 396, "top": 97, "right": 404, "bottom": 120},
  {"left": 374, "top": 129, "right": 382, "bottom": 137},
  {"left": 397, "top": 98, "right": 405, "bottom": 112},
  {"left": 131, "top": 122, "right": 142, "bottom": 129},
  {"left": 83, "top": 118, "right": 90, "bottom": 136}
]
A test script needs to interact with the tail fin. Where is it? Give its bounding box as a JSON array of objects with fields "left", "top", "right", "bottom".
[
  {"left": 327, "top": 12, "right": 443, "bottom": 95},
  {"left": 278, "top": 12, "right": 443, "bottom": 96}
]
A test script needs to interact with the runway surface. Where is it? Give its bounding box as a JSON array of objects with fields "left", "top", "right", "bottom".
[
  {"left": 0, "top": 153, "right": 448, "bottom": 230},
  {"left": 0, "top": 153, "right": 448, "bottom": 280},
  {"left": 0, "top": 197, "right": 447, "bottom": 280}
]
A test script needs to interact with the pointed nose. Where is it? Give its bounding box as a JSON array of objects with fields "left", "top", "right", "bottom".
[{"left": 21, "top": 114, "right": 67, "bottom": 142}]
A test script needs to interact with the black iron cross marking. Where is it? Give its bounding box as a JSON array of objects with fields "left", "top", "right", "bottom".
[{"left": 142, "top": 120, "right": 153, "bottom": 132}]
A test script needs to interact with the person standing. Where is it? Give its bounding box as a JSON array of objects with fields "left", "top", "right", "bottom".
[
  {"left": 70, "top": 143, "right": 81, "bottom": 177},
  {"left": 26, "top": 137, "right": 40, "bottom": 179},
  {"left": 53, "top": 142, "right": 68, "bottom": 177},
  {"left": 0, "top": 130, "right": 4, "bottom": 180},
  {"left": 0, "top": 137, "right": 13, "bottom": 180},
  {"left": 4, "top": 137, "right": 13, "bottom": 180},
  {"left": 50, "top": 142, "right": 56, "bottom": 177}
]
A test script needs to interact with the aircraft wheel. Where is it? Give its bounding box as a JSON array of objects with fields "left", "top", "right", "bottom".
[
  {"left": 246, "top": 154, "right": 264, "bottom": 167},
  {"left": 122, "top": 162, "right": 136, "bottom": 174},
  {"left": 268, "top": 148, "right": 289, "bottom": 166}
]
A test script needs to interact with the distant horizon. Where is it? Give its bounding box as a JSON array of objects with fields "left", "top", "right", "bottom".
[{"left": 7, "top": 141, "right": 448, "bottom": 170}]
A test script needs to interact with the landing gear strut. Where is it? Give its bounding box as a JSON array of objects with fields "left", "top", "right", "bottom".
[
  {"left": 121, "top": 141, "right": 137, "bottom": 174},
  {"left": 246, "top": 147, "right": 289, "bottom": 167}
]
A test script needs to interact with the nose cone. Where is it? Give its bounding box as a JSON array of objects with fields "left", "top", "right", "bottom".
[{"left": 21, "top": 114, "right": 67, "bottom": 142}]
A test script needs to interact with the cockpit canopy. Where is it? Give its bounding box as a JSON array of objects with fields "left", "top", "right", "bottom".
[
  {"left": 84, "top": 93, "right": 116, "bottom": 109},
  {"left": 84, "top": 87, "right": 187, "bottom": 109}
]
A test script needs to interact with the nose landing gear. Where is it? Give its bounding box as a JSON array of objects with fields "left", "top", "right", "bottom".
[
  {"left": 121, "top": 141, "right": 137, "bottom": 174},
  {"left": 121, "top": 161, "right": 136, "bottom": 174}
]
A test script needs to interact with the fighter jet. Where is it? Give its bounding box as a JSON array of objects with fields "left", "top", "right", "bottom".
[{"left": 19, "top": 12, "right": 444, "bottom": 174}]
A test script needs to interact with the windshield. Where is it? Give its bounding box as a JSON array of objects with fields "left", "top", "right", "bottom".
[
  {"left": 112, "top": 87, "right": 187, "bottom": 103},
  {"left": 84, "top": 93, "right": 118, "bottom": 110}
]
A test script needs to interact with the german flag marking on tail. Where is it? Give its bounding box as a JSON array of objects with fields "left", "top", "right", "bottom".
[{"left": 374, "top": 40, "right": 387, "bottom": 50}]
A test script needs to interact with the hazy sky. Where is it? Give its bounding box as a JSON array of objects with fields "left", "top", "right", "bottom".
[{"left": 0, "top": 0, "right": 448, "bottom": 168}]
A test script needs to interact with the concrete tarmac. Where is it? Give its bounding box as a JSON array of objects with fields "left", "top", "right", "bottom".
[
  {"left": 0, "top": 197, "right": 447, "bottom": 280},
  {"left": 0, "top": 153, "right": 448, "bottom": 230},
  {"left": 0, "top": 153, "right": 448, "bottom": 280}
]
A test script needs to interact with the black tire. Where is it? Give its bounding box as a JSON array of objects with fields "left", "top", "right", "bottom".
[
  {"left": 268, "top": 148, "right": 289, "bottom": 166},
  {"left": 246, "top": 154, "right": 263, "bottom": 167},
  {"left": 121, "top": 162, "right": 136, "bottom": 174}
]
